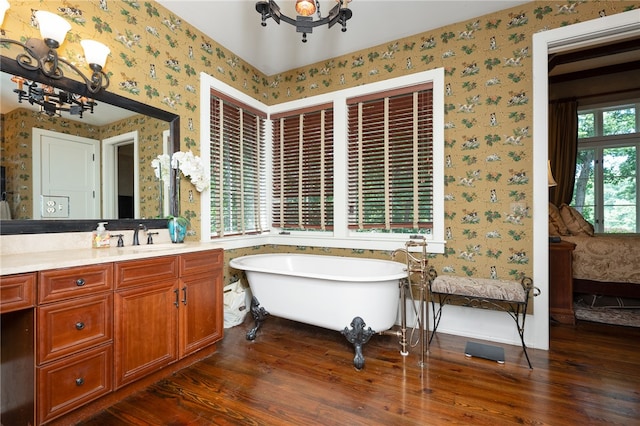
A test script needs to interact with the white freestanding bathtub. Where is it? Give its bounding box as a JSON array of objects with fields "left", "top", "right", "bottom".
[{"left": 229, "top": 253, "right": 407, "bottom": 369}]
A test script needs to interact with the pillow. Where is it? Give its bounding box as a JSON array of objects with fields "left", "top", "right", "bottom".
[
  {"left": 559, "top": 204, "right": 594, "bottom": 236},
  {"left": 548, "top": 203, "right": 569, "bottom": 236},
  {"left": 549, "top": 221, "right": 562, "bottom": 236}
]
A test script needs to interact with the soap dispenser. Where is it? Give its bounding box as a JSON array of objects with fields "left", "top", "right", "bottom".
[{"left": 92, "top": 222, "right": 110, "bottom": 248}]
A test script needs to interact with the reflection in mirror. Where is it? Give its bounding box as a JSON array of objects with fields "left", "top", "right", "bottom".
[
  {"left": 0, "top": 55, "right": 180, "bottom": 234},
  {"left": 4, "top": 100, "right": 170, "bottom": 220}
]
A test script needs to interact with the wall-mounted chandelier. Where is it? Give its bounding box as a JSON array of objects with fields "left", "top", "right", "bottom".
[
  {"left": 0, "top": 1, "right": 110, "bottom": 94},
  {"left": 256, "top": 0, "right": 353, "bottom": 43},
  {"left": 11, "top": 76, "right": 96, "bottom": 118}
]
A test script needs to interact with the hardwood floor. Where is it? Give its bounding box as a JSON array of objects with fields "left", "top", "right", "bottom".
[{"left": 77, "top": 317, "right": 640, "bottom": 425}]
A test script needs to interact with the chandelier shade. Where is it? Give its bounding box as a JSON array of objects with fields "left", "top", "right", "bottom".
[
  {"left": 80, "top": 40, "right": 111, "bottom": 69},
  {"left": 0, "top": 0, "right": 9, "bottom": 25},
  {"left": 548, "top": 160, "right": 558, "bottom": 187},
  {"left": 34, "top": 10, "right": 71, "bottom": 47},
  {"left": 256, "top": 0, "right": 353, "bottom": 43},
  {"left": 295, "top": 0, "right": 316, "bottom": 16}
]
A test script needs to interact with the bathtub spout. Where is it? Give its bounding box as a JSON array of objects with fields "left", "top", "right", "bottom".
[
  {"left": 246, "top": 296, "right": 269, "bottom": 341},
  {"left": 391, "top": 248, "right": 408, "bottom": 261},
  {"left": 342, "top": 317, "right": 374, "bottom": 370}
]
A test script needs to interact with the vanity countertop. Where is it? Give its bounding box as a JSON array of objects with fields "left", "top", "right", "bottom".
[{"left": 0, "top": 241, "right": 223, "bottom": 275}]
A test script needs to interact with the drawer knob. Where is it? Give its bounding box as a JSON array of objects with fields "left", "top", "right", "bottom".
[
  {"left": 75, "top": 278, "right": 86, "bottom": 286},
  {"left": 75, "top": 322, "right": 85, "bottom": 330},
  {"left": 75, "top": 378, "right": 84, "bottom": 386}
]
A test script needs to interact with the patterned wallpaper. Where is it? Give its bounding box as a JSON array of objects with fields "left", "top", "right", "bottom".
[
  {"left": 1, "top": 108, "right": 167, "bottom": 219},
  {"left": 1, "top": 1, "right": 639, "bottom": 284}
]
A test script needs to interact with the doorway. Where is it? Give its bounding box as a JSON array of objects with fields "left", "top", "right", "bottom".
[
  {"left": 532, "top": 9, "right": 640, "bottom": 349},
  {"left": 102, "top": 131, "right": 139, "bottom": 219},
  {"left": 117, "top": 143, "right": 135, "bottom": 218}
]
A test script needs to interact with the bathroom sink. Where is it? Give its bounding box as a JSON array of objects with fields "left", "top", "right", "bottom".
[{"left": 118, "top": 243, "right": 179, "bottom": 252}]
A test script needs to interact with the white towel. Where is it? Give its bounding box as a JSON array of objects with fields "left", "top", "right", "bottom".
[{"left": 0, "top": 200, "right": 11, "bottom": 220}]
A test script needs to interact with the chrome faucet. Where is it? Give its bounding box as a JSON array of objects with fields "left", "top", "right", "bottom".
[{"left": 132, "top": 224, "right": 147, "bottom": 246}]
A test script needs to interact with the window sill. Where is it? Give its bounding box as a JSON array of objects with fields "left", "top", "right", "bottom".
[{"left": 214, "top": 233, "right": 446, "bottom": 253}]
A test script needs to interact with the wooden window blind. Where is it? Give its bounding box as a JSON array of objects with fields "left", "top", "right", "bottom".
[
  {"left": 347, "top": 83, "right": 433, "bottom": 232},
  {"left": 209, "top": 89, "right": 267, "bottom": 237},
  {"left": 272, "top": 104, "right": 334, "bottom": 230}
]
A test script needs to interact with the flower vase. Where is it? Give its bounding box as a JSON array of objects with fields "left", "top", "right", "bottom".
[{"left": 168, "top": 218, "right": 187, "bottom": 243}]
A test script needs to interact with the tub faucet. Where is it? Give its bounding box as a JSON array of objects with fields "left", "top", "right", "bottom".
[
  {"left": 391, "top": 248, "right": 408, "bottom": 261},
  {"left": 132, "top": 224, "right": 147, "bottom": 246}
]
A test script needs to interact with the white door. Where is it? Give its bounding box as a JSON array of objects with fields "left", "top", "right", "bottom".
[{"left": 32, "top": 129, "right": 100, "bottom": 219}]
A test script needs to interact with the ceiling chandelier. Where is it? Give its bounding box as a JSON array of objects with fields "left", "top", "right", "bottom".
[
  {"left": 0, "top": 2, "right": 110, "bottom": 94},
  {"left": 11, "top": 76, "right": 96, "bottom": 119},
  {"left": 256, "top": 0, "right": 353, "bottom": 43}
]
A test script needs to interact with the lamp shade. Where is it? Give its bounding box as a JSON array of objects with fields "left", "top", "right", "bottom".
[
  {"left": 34, "top": 10, "right": 71, "bottom": 45},
  {"left": 295, "top": 0, "right": 316, "bottom": 16},
  {"left": 0, "top": 0, "right": 9, "bottom": 26},
  {"left": 81, "top": 40, "right": 110, "bottom": 68},
  {"left": 548, "top": 160, "right": 558, "bottom": 187}
]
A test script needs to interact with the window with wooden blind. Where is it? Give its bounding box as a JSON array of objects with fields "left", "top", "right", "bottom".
[
  {"left": 202, "top": 68, "right": 443, "bottom": 252},
  {"left": 272, "top": 105, "right": 334, "bottom": 231},
  {"left": 347, "top": 83, "right": 434, "bottom": 233},
  {"left": 209, "top": 90, "right": 267, "bottom": 237}
]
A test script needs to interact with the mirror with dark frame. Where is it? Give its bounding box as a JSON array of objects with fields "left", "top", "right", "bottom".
[{"left": 0, "top": 55, "right": 180, "bottom": 235}]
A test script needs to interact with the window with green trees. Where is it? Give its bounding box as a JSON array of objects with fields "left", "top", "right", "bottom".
[{"left": 572, "top": 102, "right": 639, "bottom": 233}]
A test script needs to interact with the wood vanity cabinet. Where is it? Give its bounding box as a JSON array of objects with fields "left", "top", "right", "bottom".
[
  {"left": 1, "top": 247, "right": 222, "bottom": 425},
  {"left": 114, "top": 249, "right": 223, "bottom": 389},
  {"left": 36, "top": 264, "right": 114, "bottom": 424}
]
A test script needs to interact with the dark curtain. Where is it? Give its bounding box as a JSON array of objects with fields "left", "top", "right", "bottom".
[{"left": 548, "top": 99, "right": 578, "bottom": 207}]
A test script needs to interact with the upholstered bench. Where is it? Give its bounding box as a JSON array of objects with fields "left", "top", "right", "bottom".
[{"left": 429, "top": 273, "right": 539, "bottom": 368}]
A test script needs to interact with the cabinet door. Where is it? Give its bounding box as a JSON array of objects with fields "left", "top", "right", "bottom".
[
  {"left": 179, "top": 270, "right": 223, "bottom": 358},
  {"left": 114, "top": 279, "right": 178, "bottom": 389}
]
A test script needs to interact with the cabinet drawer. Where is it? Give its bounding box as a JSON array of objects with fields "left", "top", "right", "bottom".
[
  {"left": 180, "top": 249, "right": 223, "bottom": 276},
  {"left": 37, "top": 293, "right": 113, "bottom": 364},
  {"left": 1, "top": 272, "right": 36, "bottom": 313},
  {"left": 37, "top": 344, "right": 112, "bottom": 424},
  {"left": 115, "top": 255, "right": 178, "bottom": 289},
  {"left": 39, "top": 264, "right": 113, "bottom": 304}
]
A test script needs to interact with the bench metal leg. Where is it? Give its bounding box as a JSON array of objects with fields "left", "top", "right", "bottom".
[
  {"left": 429, "top": 293, "right": 448, "bottom": 344},
  {"left": 513, "top": 304, "right": 533, "bottom": 369}
]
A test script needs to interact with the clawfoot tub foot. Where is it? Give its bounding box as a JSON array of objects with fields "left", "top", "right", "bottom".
[
  {"left": 246, "top": 296, "right": 269, "bottom": 341},
  {"left": 341, "top": 316, "right": 375, "bottom": 370}
]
